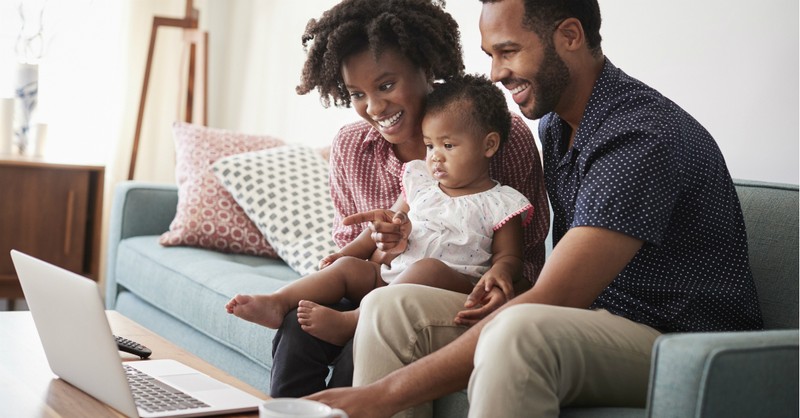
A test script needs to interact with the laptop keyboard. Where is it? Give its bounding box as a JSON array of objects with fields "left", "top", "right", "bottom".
[{"left": 124, "top": 365, "right": 210, "bottom": 413}]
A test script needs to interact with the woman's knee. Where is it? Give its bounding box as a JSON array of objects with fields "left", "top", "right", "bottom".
[{"left": 277, "top": 307, "right": 303, "bottom": 335}]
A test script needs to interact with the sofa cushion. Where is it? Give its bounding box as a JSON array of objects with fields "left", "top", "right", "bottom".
[
  {"left": 734, "top": 180, "right": 799, "bottom": 329},
  {"left": 159, "top": 122, "right": 284, "bottom": 257},
  {"left": 698, "top": 344, "right": 798, "bottom": 417},
  {"left": 647, "top": 329, "right": 798, "bottom": 418},
  {"left": 213, "top": 145, "right": 339, "bottom": 276},
  {"left": 115, "top": 235, "right": 300, "bottom": 370}
]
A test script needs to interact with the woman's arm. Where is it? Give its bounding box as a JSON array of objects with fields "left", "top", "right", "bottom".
[
  {"left": 343, "top": 197, "right": 411, "bottom": 266},
  {"left": 328, "top": 127, "right": 364, "bottom": 248},
  {"left": 334, "top": 228, "right": 380, "bottom": 260},
  {"left": 325, "top": 196, "right": 409, "bottom": 263}
]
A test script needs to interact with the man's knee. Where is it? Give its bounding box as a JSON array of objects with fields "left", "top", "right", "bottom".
[
  {"left": 478, "top": 305, "right": 653, "bottom": 366},
  {"left": 360, "top": 284, "right": 465, "bottom": 326},
  {"left": 479, "top": 304, "right": 573, "bottom": 350},
  {"left": 360, "top": 284, "right": 422, "bottom": 318}
]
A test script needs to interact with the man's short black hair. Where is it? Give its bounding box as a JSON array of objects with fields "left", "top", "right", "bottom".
[{"left": 480, "top": 0, "right": 602, "bottom": 56}]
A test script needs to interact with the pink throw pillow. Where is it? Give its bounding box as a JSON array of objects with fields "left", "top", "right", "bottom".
[{"left": 159, "top": 122, "right": 284, "bottom": 257}]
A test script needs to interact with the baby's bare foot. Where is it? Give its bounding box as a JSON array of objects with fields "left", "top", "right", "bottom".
[
  {"left": 225, "top": 294, "right": 289, "bottom": 329},
  {"left": 297, "top": 300, "right": 359, "bottom": 346}
]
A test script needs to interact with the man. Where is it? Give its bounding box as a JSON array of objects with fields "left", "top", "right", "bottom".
[{"left": 307, "top": 0, "right": 763, "bottom": 417}]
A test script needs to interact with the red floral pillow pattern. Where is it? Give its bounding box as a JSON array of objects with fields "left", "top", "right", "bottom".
[{"left": 159, "top": 122, "right": 284, "bottom": 257}]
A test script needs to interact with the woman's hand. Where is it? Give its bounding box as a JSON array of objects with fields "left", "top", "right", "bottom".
[{"left": 343, "top": 209, "right": 411, "bottom": 254}]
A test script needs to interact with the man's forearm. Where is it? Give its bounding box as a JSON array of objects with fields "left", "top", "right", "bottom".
[
  {"left": 376, "top": 290, "right": 538, "bottom": 414},
  {"left": 378, "top": 321, "right": 482, "bottom": 413}
]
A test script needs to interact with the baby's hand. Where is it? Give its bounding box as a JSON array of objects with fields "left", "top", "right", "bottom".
[
  {"left": 344, "top": 209, "right": 411, "bottom": 254},
  {"left": 318, "top": 252, "right": 344, "bottom": 270},
  {"left": 454, "top": 286, "right": 507, "bottom": 327},
  {"left": 464, "top": 273, "right": 514, "bottom": 309}
]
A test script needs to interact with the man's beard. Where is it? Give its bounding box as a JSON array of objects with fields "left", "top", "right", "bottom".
[{"left": 523, "top": 42, "right": 570, "bottom": 120}]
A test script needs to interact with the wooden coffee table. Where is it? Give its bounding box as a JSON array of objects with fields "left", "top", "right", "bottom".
[{"left": 0, "top": 310, "right": 268, "bottom": 417}]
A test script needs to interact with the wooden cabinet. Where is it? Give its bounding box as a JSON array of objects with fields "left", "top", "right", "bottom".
[{"left": 0, "top": 157, "right": 104, "bottom": 305}]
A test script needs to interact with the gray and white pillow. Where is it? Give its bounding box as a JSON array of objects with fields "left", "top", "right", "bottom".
[{"left": 212, "top": 145, "right": 338, "bottom": 276}]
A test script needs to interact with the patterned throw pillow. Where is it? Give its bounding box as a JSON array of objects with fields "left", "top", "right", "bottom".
[
  {"left": 159, "top": 122, "right": 284, "bottom": 257},
  {"left": 211, "top": 145, "right": 338, "bottom": 276}
]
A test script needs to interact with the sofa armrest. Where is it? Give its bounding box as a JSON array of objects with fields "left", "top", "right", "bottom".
[
  {"left": 105, "top": 181, "right": 178, "bottom": 308},
  {"left": 646, "top": 329, "right": 799, "bottom": 418}
]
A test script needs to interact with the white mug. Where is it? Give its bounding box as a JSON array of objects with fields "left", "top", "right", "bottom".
[{"left": 259, "top": 398, "right": 348, "bottom": 418}]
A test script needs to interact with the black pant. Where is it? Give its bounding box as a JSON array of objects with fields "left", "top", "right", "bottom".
[{"left": 270, "top": 300, "right": 355, "bottom": 397}]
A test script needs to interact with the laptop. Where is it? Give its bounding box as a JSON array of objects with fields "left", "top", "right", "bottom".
[{"left": 10, "top": 250, "right": 264, "bottom": 418}]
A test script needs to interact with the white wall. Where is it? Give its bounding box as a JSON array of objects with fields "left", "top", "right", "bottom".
[
  {"left": 599, "top": 0, "right": 799, "bottom": 184},
  {"left": 209, "top": 1, "right": 799, "bottom": 185}
]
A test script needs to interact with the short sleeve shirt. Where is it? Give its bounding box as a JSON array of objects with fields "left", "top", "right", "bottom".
[
  {"left": 540, "top": 59, "right": 763, "bottom": 332},
  {"left": 380, "top": 160, "right": 533, "bottom": 283},
  {"left": 329, "top": 114, "right": 550, "bottom": 283}
]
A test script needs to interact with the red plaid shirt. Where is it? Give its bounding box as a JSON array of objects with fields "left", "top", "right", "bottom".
[{"left": 329, "top": 114, "right": 550, "bottom": 282}]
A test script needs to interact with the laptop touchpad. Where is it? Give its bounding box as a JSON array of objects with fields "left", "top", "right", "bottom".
[{"left": 161, "top": 373, "right": 230, "bottom": 392}]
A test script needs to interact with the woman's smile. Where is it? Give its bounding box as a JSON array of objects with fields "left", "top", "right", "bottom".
[{"left": 375, "top": 111, "right": 404, "bottom": 133}]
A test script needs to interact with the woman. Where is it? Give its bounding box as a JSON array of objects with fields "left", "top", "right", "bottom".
[{"left": 270, "top": 0, "right": 549, "bottom": 398}]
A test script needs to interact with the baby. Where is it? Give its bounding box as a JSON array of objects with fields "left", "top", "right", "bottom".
[{"left": 226, "top": 74, "right": 534, "bottom": 346}]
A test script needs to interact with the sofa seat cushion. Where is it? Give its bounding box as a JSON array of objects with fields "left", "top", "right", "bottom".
[{"left": 114, "top": 236, "right": 300, "bottom": 369}]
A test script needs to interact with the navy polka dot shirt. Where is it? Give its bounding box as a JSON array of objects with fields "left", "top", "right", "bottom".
[{"left": 540, "top": 59, "right": 763, "bottom": 333}]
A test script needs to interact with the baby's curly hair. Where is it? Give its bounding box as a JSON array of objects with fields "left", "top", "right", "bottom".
[
  {"left": 425, "top": 74, "right": 511, "bottom": 145},
  {"left": 296, "top": 0, "right": 464, "bottom": 108}
]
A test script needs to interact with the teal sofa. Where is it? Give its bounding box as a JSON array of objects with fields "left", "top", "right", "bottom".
[{"left": 106, "top": 179, "right": 798, "bottom": 417}]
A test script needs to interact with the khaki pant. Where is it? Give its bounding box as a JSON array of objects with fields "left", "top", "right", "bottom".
[{"left": 353, "top": 284, "right": 661, "bottom": 418}]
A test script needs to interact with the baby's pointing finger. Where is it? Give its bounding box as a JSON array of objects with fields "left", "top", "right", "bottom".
[{"left": 392, "top": 211, "right": 408, "bottom": 224}]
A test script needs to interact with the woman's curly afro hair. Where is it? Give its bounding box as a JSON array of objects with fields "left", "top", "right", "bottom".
[{"left": 296, "top": 0, "right": 465, "bottom": 108}]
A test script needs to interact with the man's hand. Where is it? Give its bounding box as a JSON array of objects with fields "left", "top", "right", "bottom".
[
  {"left": 305, "top": 385, "right": 395, "bottom": 418},
  {"left": 343, "top": 209, "right": 411, "bottom": 254}
]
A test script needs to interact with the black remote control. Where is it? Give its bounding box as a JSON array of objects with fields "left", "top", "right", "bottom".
[{"left": 114, "top": 335, "right": 152, "bottom": 359}]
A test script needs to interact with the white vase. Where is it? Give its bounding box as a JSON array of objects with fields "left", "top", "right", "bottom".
[
  {"left": 14, "top": 63, "right": 39, "bottom": 155},
  {"left": 0, "top": 98, "right": 13, "bottom": 155}
]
